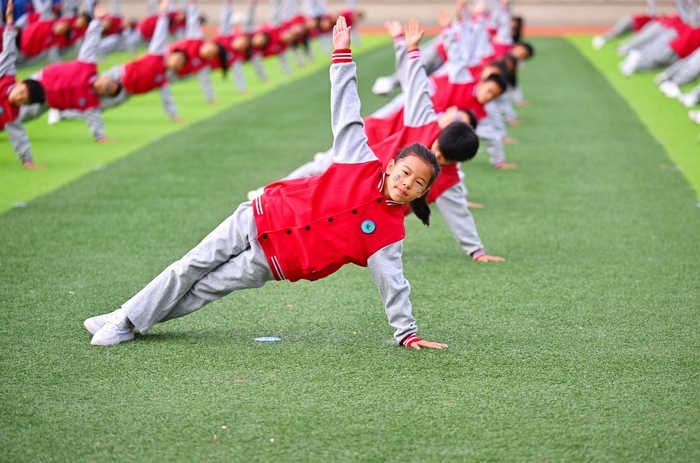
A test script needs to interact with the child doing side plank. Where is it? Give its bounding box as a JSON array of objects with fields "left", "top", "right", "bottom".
[{"left": 84, "top": 16, "right": 448, "bottom": 351}]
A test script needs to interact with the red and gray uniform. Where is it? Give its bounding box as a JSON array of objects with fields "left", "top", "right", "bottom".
[
  {"left": 213, "top": 0, "right": 248, "bottom": 92},
  {"left": 0, "top": 25, "right": 34, "bottom": 164},
  {"left": 121, "top": 49, "right": 421, "bottom": 346},
  {"left": 98, "top": 13, "right": 177, "bottom": 119},
  {"left": 167, "top": 1, "right": 216, "bottom": 102},
  {"left": 276, "top": 48, "right": 488, "bottom": 260},
  {"left": 21, "top": 18, "right": 106, "bottom": 141}
]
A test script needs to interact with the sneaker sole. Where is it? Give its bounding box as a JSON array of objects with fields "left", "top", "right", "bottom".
[{"left": 90, "top": 330, "right": 135, "bottom": 346}]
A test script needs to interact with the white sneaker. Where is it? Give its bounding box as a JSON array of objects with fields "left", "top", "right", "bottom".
[
  {"left": 47, "top": 108, "right": 61, "bottom": 125},
  {"left": 84, "top": 314, "right": 108, "bottom": 335},
  {"left": 616, "top": 44, "right": 629, "bottom": 56},
  {"left": 689, "top": 110, "right": 700, "bottom": 124},
  {"left": 619, "top": 60, "right": 634, "bottom": 77},
  {"left": 371, "top": 76, "right": 395, "bottom": 96},
  {"left": 246, "top": 186, "right": 265, "bottom": 201},
  {"left": 592, "top": 35, "right": 605, "bottom": 50},
  {"left": 680, "top": 94, "right": 698, "bottom": 108},
  {"left": 653, "top": 73, "right": 667, "bottom": 85},
  {"left": 91, "top": 311, "right": 134, "bottom": 346},
  {"left": 660, "top": 81, "right": 681, "bottom": 98}
]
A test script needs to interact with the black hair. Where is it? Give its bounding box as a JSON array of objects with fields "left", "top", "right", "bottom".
[
  {"left": 482, "top": 73, "right": 508, "bottom": 95},
  {"left": 215, "top": 42, "right": 229, "bottom": 77},
  {"left": 78, "top": 12, "right": 93, "bottom": 25},
  {"left": 23, "top": 79, "right": 46, "bottom": 105},
  {"left": 464, "top": 109, "right": 478, "bottom": 130},
  {"left": 198, "top": 14, "right": 207, "bottom": 25},
  {"left": 516, "top": 41, "right": 534, "bottom": 59},
  {"left": 15, "top": 28, "right": 22, "bottom": 50},
  {"left": 511, "top": 16, "right": 523, "bottom": 43},
  {"left": 495, "top": 60, "right": 516, "bottom": 88},
  {"left": 394, "top": 143, "right": 441, "bottom": 227},
  {"left": 437, "top": 121, "right": 479, "bottom": 163}
]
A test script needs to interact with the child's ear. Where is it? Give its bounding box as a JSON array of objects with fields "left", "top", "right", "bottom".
[{"left": 385, "top": 159, "right": 395, "bottom": 175}]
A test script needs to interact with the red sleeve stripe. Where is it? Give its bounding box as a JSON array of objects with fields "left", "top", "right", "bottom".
[
  {"left": 471, "top": 249, "right": 485, "bottom": 260},
  {"left": 332, "top": 49, "right": 352, "bottom": 63},
  {"left": 407, "top": 49, "right": 421, "bottom": 61},
  {"left": 402, "top": 333, "right": 422, "bottom": 347},
  {"left": 393, "top": 35, "right": 405, "bottom": 45}
]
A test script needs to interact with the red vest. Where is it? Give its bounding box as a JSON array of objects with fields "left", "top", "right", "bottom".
[
  {"left": 40, "top": 61, "right": 99, "bottom": 110},
  {"left": 20, "top": 20, "right": 64, "bottom": 58},
  {"left": 427, "top": 162, "right": 460, "bottom": 203},
  {"left": 122, "top": 54, "right": 168, "bottom": 94},
  {"left": 212, "top": 35, "right": 245, "bottom": 68},
  {"left": 170, "top": 39, "right": 208, "bottom": 77},
  {"left": 364, "top": 110, "right": 405, "bottom": 147},
  {"left": 430, "top": 77, "right": 487, "bottom": 119},
  {"left": 669, "top": 27, "right": 700, "bottom": 58},
  {"left": 254, "top": 160, "right": 408, "bottom": 282},
  {"left": 0, "top": 76, "right": 21, "bottom": 130}
]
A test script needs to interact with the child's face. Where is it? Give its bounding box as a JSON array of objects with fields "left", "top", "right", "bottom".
[
  {"left": 476, "top": 81, "right": 503, "bottom": 104},
  {"left": 383, "top": 155, "right": 432, "bottom": 203},
  {"left": 92, "top": 76, "right": 120, "bottom": 97},
  {"left": 200, "top": 42, "right": 218, "bottom": 60},
  {"left": 232, "top": 35, "right": 250, "bottom": 51},
  {"left": 512, "top": 44, "right": 530, "bottom": 60},
  {"left": 8, "top": 82, "right": 30, "bottom": 106}
]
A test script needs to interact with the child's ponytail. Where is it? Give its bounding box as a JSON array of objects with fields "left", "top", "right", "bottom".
[{"left": 394, "top": 143, "right": 441, "bottom": 227}]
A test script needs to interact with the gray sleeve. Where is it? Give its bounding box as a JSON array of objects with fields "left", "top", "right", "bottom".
[
  {"left": 36, "top": 0, "right": 54, "bottom": 19},
  {"left": 84, "top": 108, "right": 106, "bottom": 140},
  {"left": 270, "top": 0, "right": 283, "bottom": 26},
  {"left": 510, "top": 85, "right": 525, "bottom": 105},
  {"left": 648, "top": 0, "right": 657, "bottom": 16},
  {"left": 484, "top": 100, "right": 507, "bottom": 136},
  {"left": 284, "top": 0, "right": 299, "bottom": 19},
  {"left": 251, "top": 53, "right": 268, "bottom": 81},
  {"left": 443, "top": 25, "right": 472, "bottom": 84},
  {"left": 367, "top": 241, "right": 417, "bottom": 344},
  {"left": 5, "top": 120, "right": 34, "bottom": 164},
  {"left": 434, "top": 181, "right": 484, "bottom": 258},
  {"left": 496, "top": 92, "right": 518, "bottom": 123},
  {"left": 278, "top": 50, "right": 292, "bottom": 74},
  {"left": 231, "top": 60, "right": 247, "bottom": 92},
  {"left": 159, "top": 83, "right": 178, "bottom": 119},
  {"left": 244, "top": 0, "right": 257, "bottom": 33},
  {"left": 330, "top": 60, "right": 376, "bottom": 164},
  {"left": 281, "top": 148, "right": 333, "bottom": 180},
  {"left": 403, "top": 49, "right": 438, "bottom": 127},
  {"left": 77, "top": 19, "right": 104, "bottom": 63},
  {"left": 148, "top": 14, "right": 170, "bottom": 54},
  {"left": 676, "top": 0, "right": 692, "bottom": 24},
  {"left": 392, "top": 36, "right": 408, "bottom": 91},
  {"left": 0, "top": 25, "right": 17, "bottom": 76},
  {"left": 102, "top": 64, "right": 125, "bottom": 81},
  {"left": 197, "top": 67, "right": 216, "bottom": 102},
  {"left": 185, "top": 1, "right": 203, "bottom": 38},
  {"left": 218, "top": 1, "right": 233, "bottom": 35}
]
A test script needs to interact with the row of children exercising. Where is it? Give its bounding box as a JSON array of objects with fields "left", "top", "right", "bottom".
[
  {"left": 78, "top": 3, "right": 537, "bottom": 347},
  {"left": 592, "top": 0, "right": 700, "bottom": 127},
  {"left": 1, "top": 0, "right": 364, "bottom": 167}
]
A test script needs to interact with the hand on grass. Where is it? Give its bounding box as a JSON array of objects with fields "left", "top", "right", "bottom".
[
  {"left": 98, "top": 137, "right": 115, "bottom": 144},
  {"left": 467, "top": 201, "right": 484, "bottom": 209},
  {"left": 404, "top": 19, "right": 424, "bottom": 51},
  {"left": 409, "top": 339, "right": 448, "bottom": 350},
  {"left": 333, "top": 15, "right": 351, "bottom": 50},
  {"left": 496, "top": 162, "right": 518, "bottom": 170},
  {"left": 503, "top": 136, "right": 518, "bottom": 144},
  {"left": 475, "top": 254, "right": 505, "bottom": 263},
  {"left": 23, "top": 161, "right": 46, "bottom": 170}
]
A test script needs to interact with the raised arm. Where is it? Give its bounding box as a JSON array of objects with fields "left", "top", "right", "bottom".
[
  {"left": 330, "top": 15, "right": 375, "bottom": 164},
  {"left": 441, "top": 12, "right": 472, "bottom": 84},
  {"left": 385, "top": 20, "right": 409, "bottom": 90},
  {"left": 218, "top": 0, "right": 233, "bottom": 35},
  {"left": 185, "top": 0, "right": 203, "bottom": 39},
  {"left": 0, "top": 5, "right": 17, "bottom": 77},
  {"left": 270, "top": 0, "right": 283, "bottom": 27},
  {"left": 402, "top": 19, "right": 438, "bottom": 127},
  {"left": 77, "top": 8, "right": 106, "bottom": 63},
  {"left": 148, "top": 0, "right": 171, "bottom": 54},
  {"left": 647, "top": 0, "right": 657, "bottom": 16},
  {"left": 244, "top": 0, "right": 257, "bottom": 33}
]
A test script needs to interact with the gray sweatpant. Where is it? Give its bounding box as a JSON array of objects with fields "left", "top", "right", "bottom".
[
  {"left": 659, "top": 46, "right": 700, "bottom": 85},
  {"left": 122, "top": 202, "right": 275, "bottom": 333}
]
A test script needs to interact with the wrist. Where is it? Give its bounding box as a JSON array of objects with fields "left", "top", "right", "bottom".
[
  {"left": 401, "top": 333, "right": 422, "bottom": 347},
  {"left": 332, "top": 48, "right": 352, "bottom": 63},
  {"left": 471, "top": 249, "right": 485, "bottom": 260}
]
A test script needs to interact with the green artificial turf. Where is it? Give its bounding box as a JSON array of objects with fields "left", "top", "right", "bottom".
[
  {"left": 0, "top": 36, "right": 389, "bottom": 213},
  {"left": 1, "top": 37, "right": 699, "bottom": 461},
  {"left": 569, "top": 35, "right": 700, "bottom": 200}
]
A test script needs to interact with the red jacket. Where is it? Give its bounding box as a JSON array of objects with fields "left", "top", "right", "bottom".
[
  {"left": 122, "top": 54, "right": 168, "bottom": 95},
  {"left": 40, "top": 61, "right": 99, "bottom": 110},
  {"left": 0, "top": 76, "right": 21, "bottom": 130},
  {"left": 253, "top": 160, "right": 408, "bottom": 282}
]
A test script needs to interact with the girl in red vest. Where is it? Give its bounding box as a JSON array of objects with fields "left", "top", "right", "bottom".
[
  {"left": 84, "top": 17, "right": 448, "bottom": 351},
  {"left": 0, "top": 1, "right": 46, "bottom": 168}
]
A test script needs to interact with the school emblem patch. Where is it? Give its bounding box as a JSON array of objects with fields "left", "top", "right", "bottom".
[{"left": 361, "top": 220, "right": 376, "bottom": 234}]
